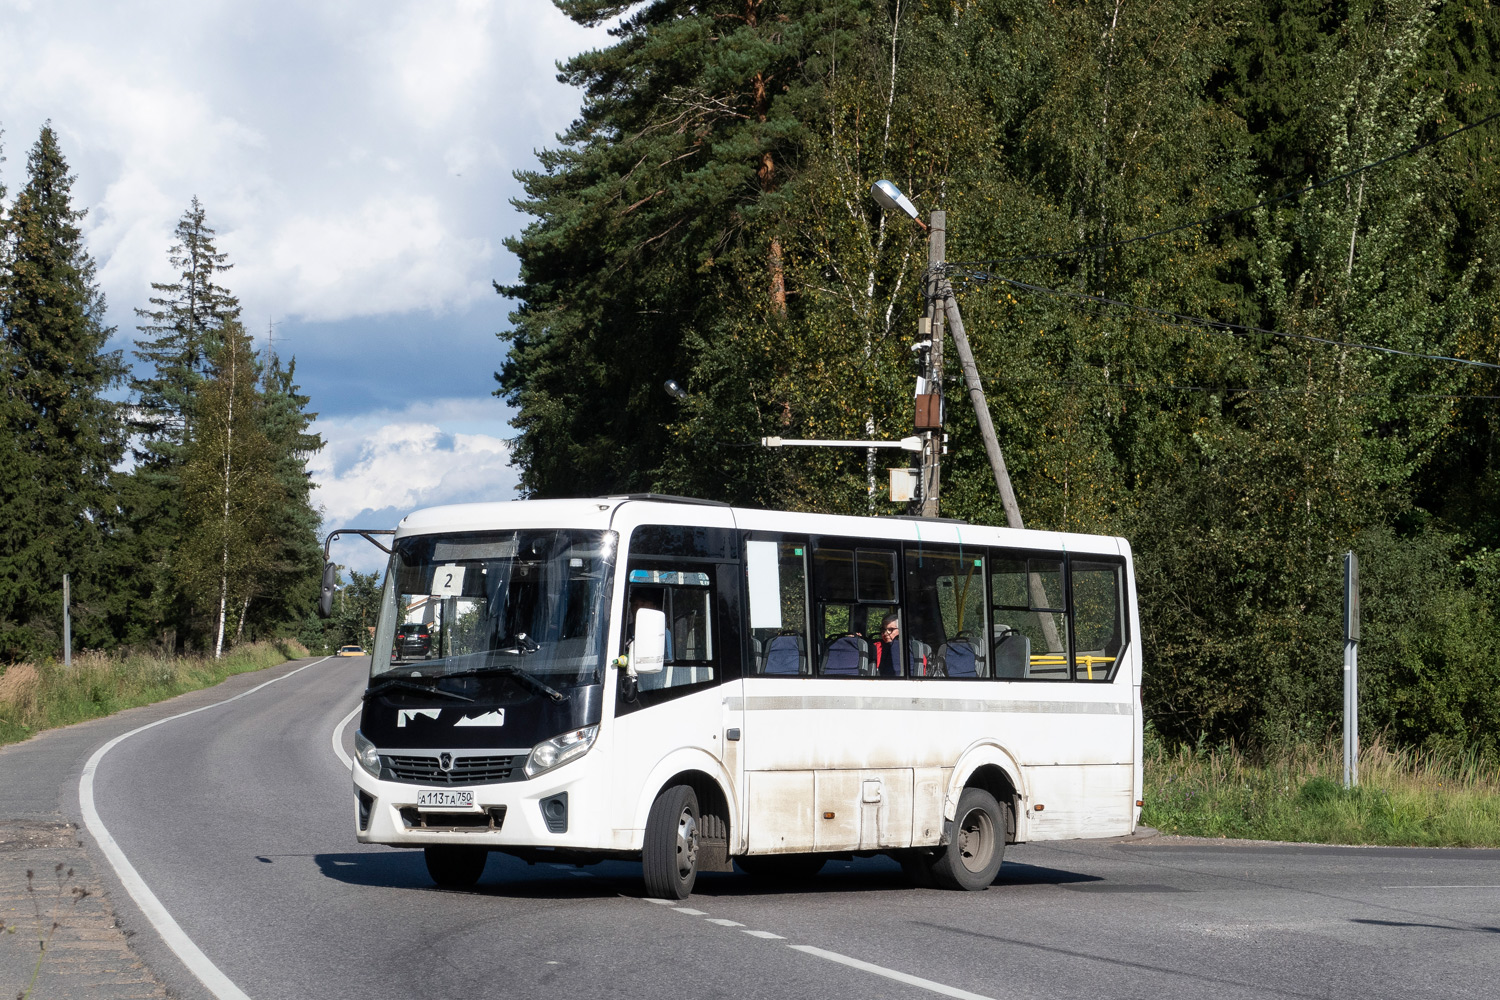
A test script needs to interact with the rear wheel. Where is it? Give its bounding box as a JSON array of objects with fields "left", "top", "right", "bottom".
[
  {"left": 928, "top": 788, "right": 1006, "bottom": 891},
  {"left": 737, "top": 854, "right": 826, "bottom": 883},
  {"left": 643, "top": 785, "right": 700, "bottom": 899},
  {"left": 423, "top": 845, "right": 488, "bottom": 888}
]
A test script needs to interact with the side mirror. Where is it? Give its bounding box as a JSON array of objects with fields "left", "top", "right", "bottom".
[
  {"left": 317, "top": 562, "right": 337, "bottom": 619},
  {"left": 630, "top": 609, "right": 666, "bottom": 675}
]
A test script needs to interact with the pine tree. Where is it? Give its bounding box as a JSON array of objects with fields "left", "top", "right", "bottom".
[
  {"left": 499, "top": 0, "right": 868, "bottom": 497},
  {"left": 0, "top": 125, "right": 127, "bottom": 660},
  {"left": 178, "top": 319, "right": 284, "bottom": 658}
]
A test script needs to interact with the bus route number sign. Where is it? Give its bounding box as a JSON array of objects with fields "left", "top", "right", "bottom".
[{"left": 432, "top": 564, "right": 465, "bottom": 598}]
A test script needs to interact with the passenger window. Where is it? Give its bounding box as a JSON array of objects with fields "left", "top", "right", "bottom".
[
  {"left": 812, "top": 543, "right": 900, "bottom": 676},
  {"left": 1070, "top": 560, "right": 1125, "bottom": 682},
  {"left": 627, "top": 566, "right": 716, "bottom": 691},
  {"left": 904, "top": 548, "right": 986, "bottom": 678},
  {"left": 990, "top": 555, "right": 1070, "bottom": 680},
  {"left": 746, "top": 537, "right": 809, "bottom": 675}
]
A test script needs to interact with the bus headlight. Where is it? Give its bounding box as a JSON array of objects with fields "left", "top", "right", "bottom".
[
  {"left": 525, "top": 725, "right": 598, "bottom": 778},
  {"left": 354, "top": 729, "right": 382, "bottom": 777}
]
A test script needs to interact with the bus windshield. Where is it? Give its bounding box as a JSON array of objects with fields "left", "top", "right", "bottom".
[{"left": 369, "top": 529, "right": 616, "bottom": 689}]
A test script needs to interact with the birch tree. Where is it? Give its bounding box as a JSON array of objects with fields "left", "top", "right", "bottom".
[{"left": 179, "top": 320, "right": 283, "bottom": 657}]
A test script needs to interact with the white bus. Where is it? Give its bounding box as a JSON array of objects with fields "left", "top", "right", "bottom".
[{"left": 347, "top": 496, "right": 1142, "bottom": 899}]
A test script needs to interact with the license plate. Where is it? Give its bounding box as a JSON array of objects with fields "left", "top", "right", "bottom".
[{"left": 416, "top": 788, "right": 478, "bottom": 811}]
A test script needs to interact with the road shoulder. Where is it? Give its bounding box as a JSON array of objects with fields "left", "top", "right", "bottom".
[{"left": 0, "top": 656, "right": 327, "bottom": 1000}]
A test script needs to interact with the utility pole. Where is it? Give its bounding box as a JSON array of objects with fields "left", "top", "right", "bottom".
[
  {"left": 919, "top": 212, "right": 946, "bottom": 517},
  {"left": 942, "top": 283, "right": 1025, "bottom": 530}
]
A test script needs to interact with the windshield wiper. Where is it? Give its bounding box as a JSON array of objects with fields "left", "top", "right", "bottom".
[
  {"left": 363, "top": 677, "right": 476, "bottom": 703},
  {"left": 440, "top": 663, "right": 568, "bottom": 703}
]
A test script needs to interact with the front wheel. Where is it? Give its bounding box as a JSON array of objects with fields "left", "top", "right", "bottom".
[
  {"left": 643, "top": 785, "right": 700, "bottom": 899},
  {"left": 424, "top": 845, "right": 488, "bottom": 888},
  {"left": 928, "top": 788, "right": 1007, "bottom": 891}
]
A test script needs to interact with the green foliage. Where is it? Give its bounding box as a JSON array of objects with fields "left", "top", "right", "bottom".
[
  {"left": 0, "top": 640, "right": 307, "bottom": 747},
  {"left": 0, "top": 125, "right": 127, "bottom": 661},
  {"left": 0, "top": 142, "right": 325, "bottom": 665},
  {"left": 1142, "top": 735, "right": 1500, "bottom": 846},
  {"left": 179, "top": 320, "right": 287, "bottom": 657},
  {"left": 503, "top": 0, "right": 1500, "bottom": 753}
]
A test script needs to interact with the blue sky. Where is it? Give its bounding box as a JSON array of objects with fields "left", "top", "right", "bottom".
[{"left": 0, "top": 0, "right": 608, "bottom": 573}]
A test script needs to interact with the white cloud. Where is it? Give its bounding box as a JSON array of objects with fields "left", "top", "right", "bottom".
[
  {"left": 0, "top": 0, "right": 608, "bottom": 332},
  {"left": 309, "top": 397, "right": 520, "bottom": 531}
]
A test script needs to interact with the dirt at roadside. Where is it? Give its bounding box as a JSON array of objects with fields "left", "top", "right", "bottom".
[{"left": 0, "top": 819, "right": 168, "bottom": 1000}]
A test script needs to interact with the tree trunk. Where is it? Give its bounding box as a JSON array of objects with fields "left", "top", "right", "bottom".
[
  {"left": 768, "top": 234, "right": 786, "bottom": 317},
  {"left": 234, "top": 594, "right": 249, "bottom": 645}
]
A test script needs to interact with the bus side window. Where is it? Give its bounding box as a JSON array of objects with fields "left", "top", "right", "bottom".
[
  {"left": 991, "top": 554, "right": 1070, "bottom": 680},
  {"left": 746, "top": 537, "right": 809, "bottom": 675},
  {"left": 627, "top": 567, "right": 716, "bottom": 692},
  {"left": 903, "top": 547, "right": 985, "bottom": 677},
  {"left": 1070, "top": 560, "right": 1125, "bottom": 682},
  {"left": 812, "top": 544, "right": 900, "bottom": 677}
]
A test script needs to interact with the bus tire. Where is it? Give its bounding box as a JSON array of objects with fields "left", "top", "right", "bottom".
[
  {"left": 929, "top": 788, "right": 1006, "bottom": 891},
  {"left": 737, "top": 854, "right": 826, "bottom": 882},
  {"left": 423, "top": 845, "right": 488, "bottom": 888},
  {"left": 643, "top": 784, "right": 700, "bottom": 899}
]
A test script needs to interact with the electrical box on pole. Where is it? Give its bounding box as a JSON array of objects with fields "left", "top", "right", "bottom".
[{"left": 1343, "top": 552, "right": 1359, "bottom": 788}]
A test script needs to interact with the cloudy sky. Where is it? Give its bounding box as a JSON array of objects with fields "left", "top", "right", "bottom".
[{"left": 0, "top": 0, "right": 608, "bottom": 572}]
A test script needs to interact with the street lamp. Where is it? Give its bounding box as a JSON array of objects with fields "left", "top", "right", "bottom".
[
  {"left": 868, "top": 180, "right": 1026, "bottom": 529},
  {"left": 870, "top": 180, "right": 927, "bottom": 231}
]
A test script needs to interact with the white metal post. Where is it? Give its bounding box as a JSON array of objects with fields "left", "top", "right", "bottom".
[
  {"left": 62, "top": 572, "right": 72, "bottom": 669},
  {"left": 1343, "top": 552, "right": 1359, "bottom": 788}
]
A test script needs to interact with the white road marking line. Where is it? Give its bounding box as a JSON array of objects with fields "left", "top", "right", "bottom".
[
  {"left": 635, "top": 894, "right": 997, "bottom": 999},
  {"left": 1380, "top": 885, "right": 1500, "bottom": 889},
  {"left": 788, "top": 945, "right": 999, "bottom": 1000},
  {"left": 80, "top": 656, "right": 333, "bottom": 1000},
  {"left": 331, "top": 704, "right": 361, "bottom": 769}
]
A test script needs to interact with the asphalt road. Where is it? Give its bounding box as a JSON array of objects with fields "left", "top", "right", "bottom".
[{"left": 23, "top": 655, "right": 1500, "bottom": 999}]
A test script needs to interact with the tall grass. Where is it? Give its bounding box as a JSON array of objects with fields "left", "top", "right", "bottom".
[
  {"left": 0, "top": 639, "right": 308, "bottom": 747},
  {"left": 1142, "top": 727, "right": 1500, "bottom": 847}
]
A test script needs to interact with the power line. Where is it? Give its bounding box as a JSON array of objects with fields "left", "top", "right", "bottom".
[
  {"left": 947, "top": 109, "right": 1500, "bottom": 270},
  {"left": 986, "top": 373, "right": 1500, "bottom": 402},
  {"left": 952, "top": 269, "right": 1500, "bottom": 373}
]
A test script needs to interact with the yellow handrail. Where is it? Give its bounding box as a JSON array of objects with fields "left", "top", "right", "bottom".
[{"left": 1026, "top": 653, "right": 1116, "bottom": 679}]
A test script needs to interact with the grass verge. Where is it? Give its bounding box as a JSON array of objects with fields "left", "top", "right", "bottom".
[
  {"left": 0, "top": 639, "right": 308, "bottom": 748},
  {"left": 1142, "top": 729, "right": 1500, "bottom": 847}
]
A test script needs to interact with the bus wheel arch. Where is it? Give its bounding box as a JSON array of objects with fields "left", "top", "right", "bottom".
[
  {"left": 962, "top": 764, "right": 1019, "bottom": 845},
  {"left": 634, "top": 754, "right": 735, "bottom": 873},
  {"left": 949, "top": 743, "right": 1024, "bottom": 843}
]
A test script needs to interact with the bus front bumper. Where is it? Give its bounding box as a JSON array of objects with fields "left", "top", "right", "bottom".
[{"left": 351, "top": 753, "right": 617, "bottom": 851}]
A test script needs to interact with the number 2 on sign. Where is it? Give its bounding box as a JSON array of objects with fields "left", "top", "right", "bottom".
[{"left": 432, "top": 564, "right": 465, "bottom": 597}]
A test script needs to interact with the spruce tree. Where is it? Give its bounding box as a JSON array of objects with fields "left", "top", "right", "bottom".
[
  {"left": 0, "top": 125, "right": 126, "bottom": 660},
  {"left": 252, "top": 352, "right": 324, "bottom": 637},
  {"left": 126, "top": 198, "right": 241, "bottom": 647}
]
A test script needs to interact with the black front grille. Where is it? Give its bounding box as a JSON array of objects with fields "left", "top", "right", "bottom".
[
  {"left": 384, "top": 754, "right": 520, "bottom": 785},
  {"left": 400, "top": 806, "right": 507, "bottom": 830}
]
